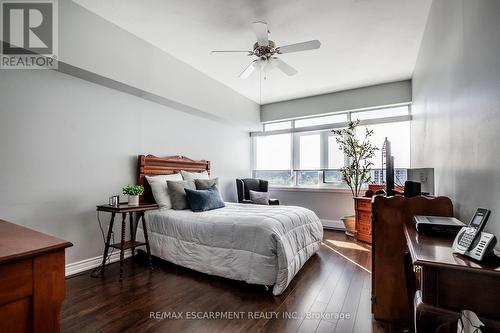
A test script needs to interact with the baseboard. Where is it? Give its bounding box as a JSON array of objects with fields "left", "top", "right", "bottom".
[
  {"left": 321, "top": 219, "right": 345, "bottom": 231},
  {"left": 65, "top": 250, "right": 132, "bottom": 277}
]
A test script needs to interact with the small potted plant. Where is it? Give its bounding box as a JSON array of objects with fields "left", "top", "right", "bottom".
[
  {"left": 332, "top": 120, "right": 378, "bottom": 237},
  {"left": 122, "top": 184, "right": 144, "bottom": 206}
]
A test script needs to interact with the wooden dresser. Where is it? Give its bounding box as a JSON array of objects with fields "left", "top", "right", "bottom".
[
  {"left": 354, "top": 197, "right": 372, "bottom": 244},
  {"left": 0, "top": 219, "right": 72, "bottom": 333}
]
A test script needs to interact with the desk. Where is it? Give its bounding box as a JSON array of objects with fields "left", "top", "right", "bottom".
[
  {"left": 0, "top": 219, "right": 72, "bottom": 333},
  {"left": 404, "top": 222, "right": 500, "bottom": 332}
]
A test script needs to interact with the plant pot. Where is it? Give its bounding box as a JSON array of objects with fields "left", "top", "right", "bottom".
[
  {"left": 128, "top": 195, "right": 139, "bottom": 206},
  {"left": 341, "top": 215, "right": 356, "bottom": 237}
]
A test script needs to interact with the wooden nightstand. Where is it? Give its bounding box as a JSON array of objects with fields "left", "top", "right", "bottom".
[{"left": 96, "top": 203, "right": 158, "bottom": 279}]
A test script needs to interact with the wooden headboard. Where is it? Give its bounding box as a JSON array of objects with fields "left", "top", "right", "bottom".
[{"left": 138, "top": 155, "right": 211, "bottom": 204}]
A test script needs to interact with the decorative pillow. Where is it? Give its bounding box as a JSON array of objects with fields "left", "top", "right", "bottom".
[
  {"left": 184, "top": 186, "right": 225, "bottom": 212},
  {"left": 195, "top": 178, "right": 219, "bottom": 190},
  {"left": 145, "top": 173, "right": 183, "bottom": 209},
  {"left": 166, "top": 180, "right": 196, "bottom": 210},
  {"left": 249, "top": 190, "right": 270, "bottom": 205},
  {"left": 181, "top": 170, "right": 210, "bottom": 181}
]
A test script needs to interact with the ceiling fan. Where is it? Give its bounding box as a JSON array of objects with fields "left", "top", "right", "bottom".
[{"left": 210, "top": 21, "right": 321, "bottom": 79}]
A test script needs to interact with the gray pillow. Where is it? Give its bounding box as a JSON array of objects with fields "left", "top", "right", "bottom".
[
  {"left": 249, "top": 190, "right": 270, "bottom": 205},
  {"left": 195, "top": 178, "right": 219, "bottom": 190},
  {"left": 167, "top": 180, "right": 196, "bottom": 210},
  {"left": 184, "top": 186, "right": 225, "bottom": 212}
]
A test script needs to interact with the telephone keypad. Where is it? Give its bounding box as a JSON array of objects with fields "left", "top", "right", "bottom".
[{"left": 458, "top": 232, "right": 476, "bottom": 249}]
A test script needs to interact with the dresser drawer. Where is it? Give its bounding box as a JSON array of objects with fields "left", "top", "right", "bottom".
[
  {"left": 357, "top": 210, "right": 372, "bottom": 223},
  {"left": 357, "top": 221, "right": 372, "bottom": 236},
  {"left": 355, "top": 199, "right": 372, "bottom": 211}
]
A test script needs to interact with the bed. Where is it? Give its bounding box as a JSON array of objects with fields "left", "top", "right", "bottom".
[{"left": 135, "top": 155, "right": 323, "bottom": 295}]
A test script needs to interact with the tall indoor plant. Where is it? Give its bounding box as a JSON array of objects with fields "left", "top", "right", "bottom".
[{"left": 332, "top": 120, "right": 378, "bottom": 236}]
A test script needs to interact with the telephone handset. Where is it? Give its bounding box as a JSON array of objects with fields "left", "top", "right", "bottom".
[{"left": 452, "top": 208, "right": 497, "bottom": 261}]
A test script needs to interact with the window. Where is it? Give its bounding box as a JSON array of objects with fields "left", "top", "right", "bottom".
[
  {"left": 254, "top": 134, "right": 291, "bottom": 170},
  {"left": 252, "top": 104, "right": 411, "bottom": 188},
  {"left": 324, "top": 170, "right": 344, "bottom": 185},
  {"left": 254, "top": 170, "right": 293, "bottom": 186},
  {"left": 327, "top": 135, "right": 344, "bottom": 169},
  {"left": 297, "top": 171, "right": 320, "bottom": 186},
  {"left": 263, "top": 121, "right": 292, "bottom": 131},
  {"left": 298, "top": 134, "right": 321, "bottom": 170},
  {"left": 355, "top": 121, "right": 410, "bottom": 169},
  {"left": 295, "top": 113, "right": 347, "bottom": 128}
]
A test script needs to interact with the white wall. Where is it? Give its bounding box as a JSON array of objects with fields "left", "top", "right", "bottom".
[
  {"left": 261, "top": 80, "right": 411, "bottom": 122},
  {"left": 0, "top": 69, "right": 252, "bottom": 265},
  {"left": 270, "top": 189, "right": 353, "bottom": 229},
  {"left": 411, "top": 0, "right": 500, "bottom": 238}
]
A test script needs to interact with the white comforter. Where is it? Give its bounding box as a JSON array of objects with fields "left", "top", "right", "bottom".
[{"left": 136, "top": 202, "right": 323, "bottom": 295}]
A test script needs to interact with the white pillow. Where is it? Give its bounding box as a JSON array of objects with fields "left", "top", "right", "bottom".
[
  {"left": 181, "top": 170, "right": 209, "bottom": 181},
  {"left": 249, "top": 190, "right": 270, "bottom": 205},
  {"left": 145, "top": 173, "right": 183, "bottom": 209}
]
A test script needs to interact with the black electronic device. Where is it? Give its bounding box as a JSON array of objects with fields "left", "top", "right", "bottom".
[
  {"left": 414, "top": 215, "right": 466, "bottom": 236},
  {"left": 404, "top": 181, "right": 421, "bottom": 197}
]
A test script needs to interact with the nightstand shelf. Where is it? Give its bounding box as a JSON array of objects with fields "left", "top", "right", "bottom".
[{"left": 110, "top": 240, "right": 146, "bottom": 250}]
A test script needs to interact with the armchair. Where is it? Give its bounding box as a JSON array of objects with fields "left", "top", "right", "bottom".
[{"left": 236, "top": 178, "right": 279, "bottom": 205}]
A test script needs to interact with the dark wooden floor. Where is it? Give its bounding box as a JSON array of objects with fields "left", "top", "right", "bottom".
[{"left": 62, "top": 230, "right": 393, "bottom": 333}]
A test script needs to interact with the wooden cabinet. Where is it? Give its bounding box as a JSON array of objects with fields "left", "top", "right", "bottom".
[
  {"left": 354, "top": 197, "right": 372, "bottom": 244},
  {"left": 0, "top": 219, "right": 72, "bottom": 333}
]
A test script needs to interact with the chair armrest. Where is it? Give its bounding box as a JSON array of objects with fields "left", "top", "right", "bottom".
[{"left": 268, "top": 198, "right": 280, "bottom": 205}]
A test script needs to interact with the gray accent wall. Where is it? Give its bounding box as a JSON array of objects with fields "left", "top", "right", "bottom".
[
  {"left": 261, "top": 80, "right": 412, "bottom": 122},
  {"left": 59, "top": 0, "right": 260, "bottom": 130},
  {"left": 411, "top": 0, "right": 500, "bottom": 238}
]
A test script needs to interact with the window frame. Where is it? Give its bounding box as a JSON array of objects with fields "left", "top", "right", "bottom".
[{"left": 252, "top": 104, "right": 412, "bottom": 188}]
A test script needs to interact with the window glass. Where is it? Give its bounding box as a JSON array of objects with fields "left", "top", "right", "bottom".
[
  {"left": 355, "top": 121, "right": 410, "bottom": 169},
  {"left": 327, "top": 135, "right": 345, "bottom": 169},
  {"left": 351, "top": 106, "right": 409, "bottom": 121},
  {"left": 297, "top": 171, "right": 319, "bottom": 185},
  {"left": 370, "top": 168, "right": 408, "bottom": 187},
  {"left": 299, "top": 134, "right": 321, "bottom": 169},
  {"left": 295, "top": 113, "right": 348, "bottom": 128},
  {"left": 324, "top": 170, "right": 345, "bottom": 185},
  {"left": 255, "top": 134, "right": 291, "bottom": 170},
  {"left": 254, "top": 170, "right": 293, "bottom": 186},
  {"left": 263, "top": 121, "right": 292, "bottom": 131}
]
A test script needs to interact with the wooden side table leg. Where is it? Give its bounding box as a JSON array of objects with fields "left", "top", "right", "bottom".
[
  {"left": 100, "top": 212, "right": 115, "bottom": 276},
  {"left": 129, "top": 212, "right": 135, "bottom": 260},
  {"left": 120, "top": 212, "right": 126, "bottom": 280},
  {"left": 140, "top": 212, "right": 153, "bottom": 270}
]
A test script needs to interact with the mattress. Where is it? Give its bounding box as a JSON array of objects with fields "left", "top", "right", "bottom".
[{"left": 136, "top": 202, "right": 323, "bottom": 295}]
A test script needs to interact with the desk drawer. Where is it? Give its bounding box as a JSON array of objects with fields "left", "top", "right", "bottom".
[{"left": 0, "top": 259, "right": 33, "bottom": 305}]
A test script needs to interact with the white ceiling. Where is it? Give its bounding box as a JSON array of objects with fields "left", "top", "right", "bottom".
[{"left": 74, "top": 0, "right": 432, "bottom": 104}]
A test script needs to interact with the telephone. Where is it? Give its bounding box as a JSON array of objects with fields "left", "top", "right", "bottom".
[{"left": 452, "top": 208, "right": 497, "bottom": 261}]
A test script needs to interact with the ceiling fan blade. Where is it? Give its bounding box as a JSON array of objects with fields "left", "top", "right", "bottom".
[
  {"left": 239, "top": 60, "right": 259, "bottom": 79},
  {"left": 273, "top": 58, "right": 298, "bottom": 76},
  {"left": 276, "top": 40, "right": 321, "bottom": 54},
  {"left": 210, "top": 50, "right": 253, "bottom": 55},
  {"left": 252, "top": 21, "right": 269, "bottom": 46}
]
